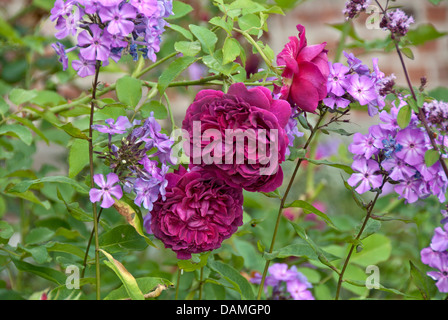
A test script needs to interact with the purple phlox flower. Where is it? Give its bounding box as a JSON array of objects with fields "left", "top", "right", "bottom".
[
  {"left": 72, "top": 56, "right": 97, "bottom": 78},
  {"left": 78, "top": 24, "right": 112, "bottom": 62},
  {"left": 130, "top": 0, "right": 159, "bottom": 17},
  {"left": 347, "top": 73, "right": 378, "bottom": 108},
  {"left": 92, "top": 116, "right": 132, "bottom": 134},
  {"left": 327, "top": 62, "right": 350, "bottom": 96},
  {"left": 286, "top": 280, "right": 314, "bottom": 300},
  {"left": 348, "top": 158, "right": 383, "bottom": 194},
  {"left": 431, "top": 224, "right": 448, "bottom": 252},
  {"left": 158, "top": 0, "right": 174, "bottom": 18},
  {"left": 99, "top": 3, "right": 137, "bottom": 36},
  {"left": 133, "top": 177, "right": 162, "bottom": 211},
  {"left": 143, "top": 212, "right": 153, "bottom": 234},
  {"left": 393, "top": 174, "right": 422, "bottom": 204},
  {"left": 268, "top": 263, "right": 298, "bottom": 282},
  {"left": 50, "top": 0, "right": 75, "bottom": 21},
  {"left": 442, "top": 209, "right": 448, "bottom": 225},
  {"left": 395, "top": 127, "right": 427, "bottom": 166},
  {"left": 89, "top": 172, "right": 123, "bottom": 208},
  {"left": 323, "top": 93, "right": 351, "bottom": 110},
  {"left": 348, "top": 131, "right": 378, "bottom": 160},
  {"left": 421, "top": 247, "right": 444, "bottom": 269},
  {"left": 427, "top": 252, "right": 448, "bottom": 293},
  {"left": 54, "top": 6, "right": 83, "bottom": 39},
  {"left": 77, "top": 0, "right": 106, "bottom": 14},
  {"left": 344, "top": 51, "right": 370, "bottom": 75},
  {"left": 381, "top": 156, "right": 415, "bottom": 182},
  {"left": 379, "top": 106, "right": 400, "bottom": 131},
  {"left": 371, "top": 58, "right": 385, "bottom": 82},
  {"left": 52, "top": 42, "right": 69, "bottom": 71},
  {"left": 139, "top": 114, "right": 175, "bottom": 164},
  {"left": 99, "top": 0, "right": 123, "bottom": 6}
]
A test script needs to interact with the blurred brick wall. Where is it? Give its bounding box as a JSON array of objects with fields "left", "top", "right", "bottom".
[{"left": 268, "top": 0, "right": 448, "bottom": 91}]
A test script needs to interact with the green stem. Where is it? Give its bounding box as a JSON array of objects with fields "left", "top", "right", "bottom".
[
  {"left": 199, "top": 267, "right": 204, "bottom": 300},
  {"left": 335, "top": 177, "right": 387, "bottom": 300},
  {"left": 163, "top": 92, "right": 176, "bottom": 131},
  {"left": 256, "top": 109, "right": 328, "bottom": 300},
  {"left": 89, "top": 61, "right": 102, "bottom": 300},
  {"left": 175, "top": 268, "right": 182, "bottom": 300}
]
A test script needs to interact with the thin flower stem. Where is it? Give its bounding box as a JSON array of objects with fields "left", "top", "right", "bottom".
[
  {"left": 335, "top": 177, "right": 388, "bottom": 300},
  {"left": 256, "top": 109, "right": 328, "bottom": 300},
  {"left": 199, "top": 267, "right": 204, "bottom": 300},
  {"left": 89, "top": 60, "right": 102, "bottom": 300},
  {"left": 80, "top": 207, "right": 104, "bottom": 279},
  {"left": 175, "top": 268, "right": 182, "bottom": 300}
]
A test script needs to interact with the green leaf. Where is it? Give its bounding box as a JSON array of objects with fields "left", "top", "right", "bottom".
[
  {"left": 409, "top": 261, "right": 431, "bottom": 300},
  {"left": 166, "top": 0, "right": 193, "bottom": 20},
  {"left": 140, "top": 100, "right": 168, "bottom": 120},
  {"left": 57, "top": 123, "right": 89, "bottom": 140},
  {"left": 0, "top": 221, "right": 13, "bottom": 240},
  {"left": 9, "top": 114, "right": 49, "bottom": 145},
  {"left": 189, "top": 24, "right": 218, "bottom": 55},
  {"left": 167, "top": 24, "right": 193, "bottom": 40},
  {"left": 8, "top": 176, "right": 90, "bottom": 194},
  {"left": 112, "top": 198, "right": 156, "bottom": 248},
  {"left": 285, "top": 200, "right": 337, "bottom": 229},
  {"left": 209, "top": 16, "right": 233, "bottom": 35},
  {"left": 424, "top": 149, "right": 440, "bottom": 168},
  {"left": 104, "top": 277, "right": 172, "bottom": 300},
  {"left": 157, "top": 56, "right": 197, "bottom": 95},
  {"left": 0, "top": 124, "right": 33, "bottom": 146},
  {"left": 8, "top": 88, "right": 37, "bottom": 105},
  {"left": 25, "top": 227, "right": 55, "bottom": 245},
  {"left": 304, "top": 158, "right": 354, "bottom": 174},
  {"left": 397, "top": 104, "right": 412, "bottom": 129},
  {"left": 177, "top": 252, "right": 210, "bottom": 272},
  {"left": 100, "top": 249, "right": 145, "bottom": 300},
  {"left": 406, "top": 23, "right": 447, "bottom": 46},
  {"left": 208, "top": 259, "right": 255, "bottom": 300},
  {"left": 98, "top": 224, "right": 148, "bottom": 253},
  {"left": 0, "top": 96, "right": 10, "bottom": 115},
  {"left": 222, "top": 37, "right": 241, "bottom": 65},
  {"left": 349, "top": 234, "right": 392, "bottom": 267},
  {"left": 400, "top": 47, "right": 414, "bottom": 60},
  {"left": 174, "top": 40, "right": 201, "bottom": 57},
  {"left": 264, "top": 241, "right": 322, "bottom": 261},
  {"left": 238, "top": 13, "right": 261, "bottom": 35},
  {"left": 30, "top": 90, "right": 66, "bottom": 107},
  {"left": 354, "top": 219, "right": 381, "bottom": 240},
  {"left": 11, "top": 258, "right": 66, "bottom": 285},
  {"left": 69, "top": 139, "right": 89, "bottom": 178},
  {"left": 116, "top": 76, "right": 143, "bottom": 107},
  {"left": 46, "top": 242, "right": 86, "bottom": 259}
]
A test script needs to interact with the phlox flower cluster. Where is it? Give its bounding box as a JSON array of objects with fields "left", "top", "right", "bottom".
[
  {"left": 323, "top": 51, "right": 395, "bottom": 117},
  {"left": 347, "top": 101, "right": 448, "bottom": 204},
  {"left": 51, "top": 0, "right": 173, "bottom": 77},
  {"left": 89, "top": 113, "right": 174, "bottom": 212},
  {"left": 421, "top": 208, "right": 448, "bottom": 293},
  {"left": 250, "top": 263, "right": 314, "bottom": 300}
]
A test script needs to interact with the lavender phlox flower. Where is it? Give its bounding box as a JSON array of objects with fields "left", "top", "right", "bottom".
[
  {"left": 395, "top": 127, "right": 427, "bottom": 166},
  {"left": 347, "top": 158, "right": 383, "bottom": 194},
  {"left": 78, "top": 24, "right": 112, "bottom": 62},
  {"left": 381, "top": 156, "right": 415, "bottom": 182},
  {"left": 99, "top": 3, "right": 137, "bottom": 37},
  {"left": 431, "top": 224, "right": 448, "bottom": 252},
  {"left": 327, "top": 62, "right": 350, "bottom": 97},
  {"left": 347, "top": 73, "right": 378, "bottom": 109},
  {"left": 393, "top": 174, "right": 421, "bottom": 204},
  {"left": 89, "top": 172, "right": 123, "bottom": 208},
  {"left": 323, "top": 94, "right": 351, "bottom": 110},
  {"left": 286, "top": 280, "right": 315, "bottom": 300},
  {"left": 344, "top": 51, "right": 370, "bottom": 75},
  {"left": 92, "top": 116, "right": 132, "bottom": 135},
  {"left": 427, "top": 252, "right": 448, "bottom": 293},
  {"left": 72, "top": 56, "right": 97, "bottom": 77}
]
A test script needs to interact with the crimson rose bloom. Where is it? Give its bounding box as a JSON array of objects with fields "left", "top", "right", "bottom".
[
  {"left": 182, "top": 82, "right": 291, "bottom": 193},
  {"left": 276, "top": 24, "right": 329, "bottom": 113},
  {"left": 149, "top": 166, "right": 244, "bottom": 259}
]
